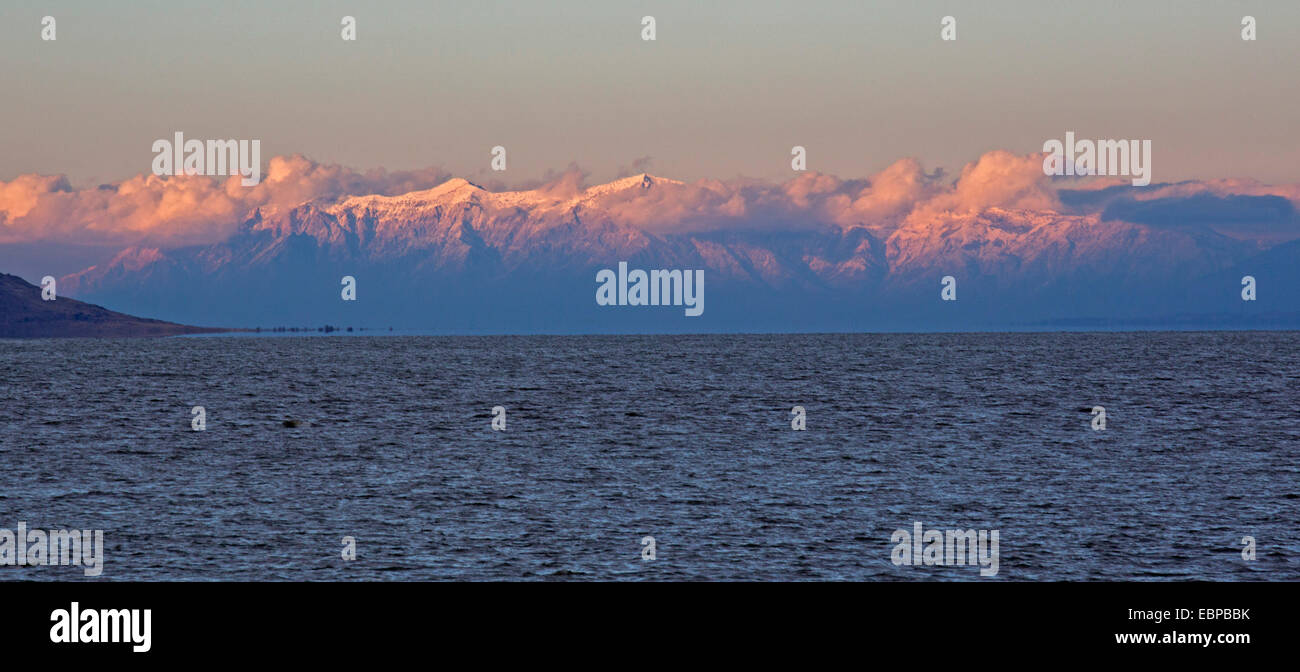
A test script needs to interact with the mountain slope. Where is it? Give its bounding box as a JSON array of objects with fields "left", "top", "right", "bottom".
[{"left": 0, "top": 273, "right": 228, "bottom": 338}]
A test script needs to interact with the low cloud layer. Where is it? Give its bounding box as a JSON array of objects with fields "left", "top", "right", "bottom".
[{"left": 0, "top": 155, "right": 451, "bottom": 246}]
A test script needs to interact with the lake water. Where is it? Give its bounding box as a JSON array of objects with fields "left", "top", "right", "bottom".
[{"left": 1, "top": 332, "right": 1297, "bottom": 580}]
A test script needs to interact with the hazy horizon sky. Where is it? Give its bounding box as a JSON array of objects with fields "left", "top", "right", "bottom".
[{"left": 2, "top": 0, "right": 1297, "bottom": 188}]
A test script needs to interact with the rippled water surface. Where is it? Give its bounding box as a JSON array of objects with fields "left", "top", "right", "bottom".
[{"left": 1, "top": 332, "right": 1297, "bottom": 580}]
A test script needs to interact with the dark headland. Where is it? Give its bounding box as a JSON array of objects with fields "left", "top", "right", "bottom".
[{"left": 0, "top": 273, "right": 235, "bottom": 338}]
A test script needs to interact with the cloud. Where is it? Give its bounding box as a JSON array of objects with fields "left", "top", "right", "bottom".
[
  {"left": 251, "top": 155, "right": 453, "bottom": 206},
  {"left": 1099, "top": 193, "right": 1300, "bottom": 243},
  {"left": 584, "top": 152, "right": 1058, "bottom": 235},
  {"left": 615, "top": 156, "right": 655, "bottom": 178},
  {"left": 839, "top": 158, "right": 943, "bottom": 225},
  {"left": 1135, "top": 178, "right": 1300, "bottom": 205},
  {"left": 905, "top": 150, "right": 1060, "bottom": 222},
  {"left": 0, "top": 154, "right": 451, "bottom": 246}
]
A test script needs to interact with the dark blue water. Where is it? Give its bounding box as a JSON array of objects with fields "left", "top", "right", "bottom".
[{"left": 1, "top": 332, "right": 1297, "bottom": 580}]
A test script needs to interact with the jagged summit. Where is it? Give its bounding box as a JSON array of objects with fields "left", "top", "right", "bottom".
[
  {"left": 340, "top": 177, "right": 487, "bottom": 209},
  {"left": 426, "top": 177, "right": 487, "bottom": 196},
  {"left": 329, "top": 173, "right": 686, "bottom": 218},
  {"left": 581, "top": 173, "right": 682, "bottom": 199}
]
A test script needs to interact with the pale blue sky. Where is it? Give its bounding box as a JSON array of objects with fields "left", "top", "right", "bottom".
[{"left": 1, "top": 0, "right": 1296, "bottom": 186}]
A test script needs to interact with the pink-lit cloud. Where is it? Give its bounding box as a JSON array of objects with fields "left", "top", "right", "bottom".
[{"left": 0, "top": 155, "right": 451, "bottom": 246}]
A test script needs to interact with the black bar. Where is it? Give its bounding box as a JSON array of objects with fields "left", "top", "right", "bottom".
[{"left": 1, "top": 581, "right": 1289, "bottom": 661}]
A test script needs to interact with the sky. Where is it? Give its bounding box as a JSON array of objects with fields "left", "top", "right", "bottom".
[{"left": 1, "top": 0, "right": 1297, "bottom": 189}]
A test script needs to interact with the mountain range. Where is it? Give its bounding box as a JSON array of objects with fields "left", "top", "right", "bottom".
[{"left": 21, "top": 172, "right": 1300, "bottom": 333}]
